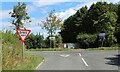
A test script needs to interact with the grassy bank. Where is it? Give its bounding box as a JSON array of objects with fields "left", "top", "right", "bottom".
[
  {"left": 85, "top": 47, "right": 119, "bottom": 50},
  {"left": 2, "top": 32, "right": 44, "bottom": 70},
  {"left": 28, "top": 48, "right": 70, "bottom": 51},
  {"left": 27, "top": 47, "right": 119, "bottom": 51},
  {"left": 12, "top": 54, "right": 44, "bottom": 70}
]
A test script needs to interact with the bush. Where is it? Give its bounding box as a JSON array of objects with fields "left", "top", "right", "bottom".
[
  {"left": 2, "top": 31, "right": 22, "bottom": 69},
  {"left": 25, "top": 33, "right": 45, "bottom": 49},
  {"left": 76, "top": 34, "right": 97, "bottom": 48}
]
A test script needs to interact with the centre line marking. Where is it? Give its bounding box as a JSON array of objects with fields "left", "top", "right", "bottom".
[
  {"left": 79, "top": 53, "right": 81, "bottom": 56},
  {"left": 82, "top": 58, "right": 88, "bottom": 66}
]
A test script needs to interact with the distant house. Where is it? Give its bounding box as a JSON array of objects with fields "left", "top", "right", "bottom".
[{"left": 63, "top": 43, "right": 80, "bottom": 49}]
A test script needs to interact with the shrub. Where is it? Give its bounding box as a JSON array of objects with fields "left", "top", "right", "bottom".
[
  {"left": 25, "top": 33, "right": 45, "bottom": 49},
  {"left": 2, "top": 32, "right": 22, "bottom": 69},
  {"left": 76, "top": 34, "right": 97, "bottom": 48}
]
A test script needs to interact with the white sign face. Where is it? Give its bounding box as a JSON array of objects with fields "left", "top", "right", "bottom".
[
  {"left": 16, "top": 29, "right": 31, "bottom": 42},
  {"left": 99, "top": 33, "right": 106, "bottom": 37},
  {"left": 19, "top": 31, "right": 29, "bottom": 40},
  {"left": 49, "top": 37, "right": 55, "bottom": 40}
]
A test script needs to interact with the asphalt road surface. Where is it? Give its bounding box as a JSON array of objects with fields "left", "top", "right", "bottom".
[{"left": 30, "top": 50, "right": 119, "bottom": 70}]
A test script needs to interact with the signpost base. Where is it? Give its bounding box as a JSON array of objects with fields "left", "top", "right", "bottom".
[{"left": 22, "top": 42, "right": 24, "bottom": 64}]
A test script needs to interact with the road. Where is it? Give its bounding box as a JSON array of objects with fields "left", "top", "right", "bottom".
[{"left": 30, "top": 50, "right": 119, "bottom": 70}]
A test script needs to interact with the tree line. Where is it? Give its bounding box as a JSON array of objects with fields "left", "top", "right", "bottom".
[
  {"left": 60, "top": 2, "right": 120, "bottom": 48},
  {"left": 8, "top": 2, "right": 120, "bottom": 48}
]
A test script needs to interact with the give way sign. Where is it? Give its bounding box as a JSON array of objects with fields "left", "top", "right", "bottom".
[{"left": 16, "top": 28, "right": 31, "bottom": 42}]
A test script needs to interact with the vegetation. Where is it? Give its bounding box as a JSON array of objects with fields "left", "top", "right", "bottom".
[
  {"left": 2, "top": 32, "right": 44, "bottom": 70},
  {"left": 60, "top": 2, "right": 120, "bottom": 48},
  {"left": 76, "top": 34, "right": 97, "bottom": 48},
  {"left": 9, "top": 2, "right": 31, "bottom": 29},
  {"left": 86, "top": 47, "right": 119, "bottom": 50},
  {"left": 28, "top": 48, "right": 70, "bottom": 51},
  {"left": 25, "top": 33, "right": 62, "bottom": 49},
  {"left": 41, "top": 10, "right": 63, "bottom": 48},
  {"left": 25, "top": 33, "right": 45, "bottom": 49},
  {"left": 12, "top": 54, "right": 44, "bottom": 70},
  {"left": 41, "top": 10, "right": 62, "bottom": 37},
  {"left": 2, "top": 31, "right": 22, "bottom": 70},
  {"left": 0, "top": 31, "right": 2, "bottom": 71}
]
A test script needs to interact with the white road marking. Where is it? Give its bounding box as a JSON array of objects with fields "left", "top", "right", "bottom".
[
  {"left": 36, "top": 60, "right": 45, "bottom": 69},
  {"left": 82, "top": 58, "right": 88, "bottom": 66},
  {"left": 60, "top": 54, "right": 70, "bottom": 57},
  {"left": 79, "top": 53, "right": 81, "bottom": 56}
]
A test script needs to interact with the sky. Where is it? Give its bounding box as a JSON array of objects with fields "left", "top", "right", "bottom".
[{"left": 0, "top": 0, "right": 119, "bottom": 38}]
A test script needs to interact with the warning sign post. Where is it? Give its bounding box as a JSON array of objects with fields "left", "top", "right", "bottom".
[{"left": 16, "top": 28, "right": 31, "bottom": 64}]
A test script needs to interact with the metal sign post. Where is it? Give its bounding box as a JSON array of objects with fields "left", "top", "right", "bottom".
[
  {"left": 49, "top": 36, "right": 55, "bottom": 48},
  {"left": 22, "top": 42, "right": 24, "bottom": 64}
]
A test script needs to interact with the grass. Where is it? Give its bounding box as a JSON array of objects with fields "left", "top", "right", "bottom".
[
  {"left": 9, "top": 54, "right": 44, "bottom": 70},
  {"left": 85, "top": 47, "right": 120, "bottom": 50},
  {"left": 27, "top": 47, "right": 120, "bottom": 51},
  {"left": 28, "top": 48, "right": 70, "bottom": 51}
]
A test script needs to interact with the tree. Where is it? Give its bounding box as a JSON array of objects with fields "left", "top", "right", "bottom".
[
  {"left": 60, "top": 6, "right": 88, "bottom": 43},
  {"left": 55, "top": 34, "right": 62, "bottom": 48},
  {"left": 9, "top": 2, "right": 31, "bottom": 29},
  {"left": 76, "top": 34, "right": 97, "bottom": 48},
  {"left": 115, "top": 2, "right": 120, "bottom": 44},
  {"left": 41, "top": 10, "right": 62, "bottom": 37},
  {"left": 60, "top": 1, "right": 118, "bottom": 47},
  {"left": 94, "top": 11, "right": 118, "bottom": 46},
  {"left": 25, "top": 33, "right": 45, "bottom": 49}
]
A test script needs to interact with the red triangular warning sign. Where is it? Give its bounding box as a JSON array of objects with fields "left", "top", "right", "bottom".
[{"left": 16, "top": 29, "right": 31, "bottom": 42}]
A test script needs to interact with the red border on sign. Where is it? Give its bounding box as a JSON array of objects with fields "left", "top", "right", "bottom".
[{"left": 16, "top": 28, "right": 31, "bottom": 42}]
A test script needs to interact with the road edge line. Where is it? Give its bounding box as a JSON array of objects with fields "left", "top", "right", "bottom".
[
  {"left": 36, "top": 59, "right": 45, "bottom": 69},
  {"left": 82, "top": 58, "right": 88, "bottom": 66}
]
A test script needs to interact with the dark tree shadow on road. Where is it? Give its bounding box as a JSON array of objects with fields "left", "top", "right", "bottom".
[{"left": 105, "top": 54, "right": 120, "bottom": 67}]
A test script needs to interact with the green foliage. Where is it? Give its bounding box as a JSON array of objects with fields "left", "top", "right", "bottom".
[
  {"left": 12, "top": 54, "right": 44, "bottom": 70},
  {"left": 25, "top": 33, "right": 45, "bottom": 49},
  {"left": 61, "top": 1, "right": 119, "bottom": 47},
  {"left": 76, "top": 34, "right": 97, "bottom": 48},
  {"left": 115, "top": 3, "right": 120, "bottom": 44},
  {"left": 41, "top": 10, "right": 62, "bottom": 36},
  {"left": 2, "top": 32, "right": 22, "bottom": 69},
  {"left": 55, "top": 35, "right": 62, "bottom": 48},
  {"left": 9, "top": 2, "right": 31, "bottom": 29},
  {"left": 60, "top": 6, "right": 88, "bottom": 43},
  {"left": 2, "top": 32, "right": 44, "bottom": 70},
  {"left": 86, "top": 47, "right": 119, "bottom": 50},
  {"left": 29, "top": 48, "right": 70, "bottom": 51}
]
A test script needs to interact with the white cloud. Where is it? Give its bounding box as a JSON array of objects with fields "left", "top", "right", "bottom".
[
  {"left": 33, "top": 0, "right": 75, "bottom": 7},
  {"left": 0, "top": 21, "right": 15, "bottom": 31},
  {"left": 106, "top": 0, "right": 120, "bottom": 3},
  {"left": 73, "top": 1, "right": 97, "bottom": 10},
  {"left": 0, "top": 10, "right": 12, "bottom": 20},
  {"left": 56, "top": 8, "right": 76, "bottom": 21},
  {"left": 55, "top": 1, "right": 98, "bottom": 21},
  {"left": 26, "top": 5, "right": 36, "bottom": 13},
  {"left": 55, "top": 0, "right": 119, "bottom": 21},
  {"left": 32, "top": 0, "right": 119, "bottom": 7}
]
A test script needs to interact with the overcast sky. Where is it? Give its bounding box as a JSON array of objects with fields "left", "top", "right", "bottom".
[{"left": 0, "top": 0, "right": 119, "bottom": 38}]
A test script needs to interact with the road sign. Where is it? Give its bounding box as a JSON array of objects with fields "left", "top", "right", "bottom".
[
  {"left": 16, "top": 28, "right": 31, "bottom": 64},
  {"left": 99, "top": 33, "right": 106, "bottom": 37},
  {"left": 16, "top": 28, "right": 31, "bottom": 42},
  {"left": 49, "top": 36, "right": 55, "bottom": 40}
]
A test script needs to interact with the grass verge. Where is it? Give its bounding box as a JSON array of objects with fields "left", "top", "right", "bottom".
[
  {"left": 28, "top": 48, "right": 70, "bottom": 51},
  {"left": 85, "top": 47, "right": 119, "bottom": 50},
  {"left": 12, "top": 54, "right": 44, "bottom": 70}
]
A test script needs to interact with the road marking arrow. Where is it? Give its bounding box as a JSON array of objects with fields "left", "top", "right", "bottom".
[{"left": 60, "top": 54, "right": 70, "bottom": 57}]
